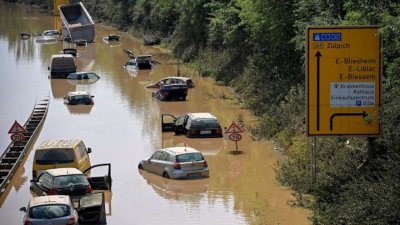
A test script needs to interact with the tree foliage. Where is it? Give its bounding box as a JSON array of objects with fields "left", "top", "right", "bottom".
[{"left": 20, "top": 0, "right": 400, "bottom": 223}]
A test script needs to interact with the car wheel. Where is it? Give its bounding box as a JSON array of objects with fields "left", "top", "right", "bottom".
[
  {"left": 162, "top": 172, "right": 170, "bottom": 179},
  {"left": 138, "top": 164, "right": 143, "bottom": 170}
]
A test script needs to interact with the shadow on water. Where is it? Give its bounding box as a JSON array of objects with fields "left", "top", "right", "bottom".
[{"left": 228, "top": 150, "right": 244, "bottom": 155}]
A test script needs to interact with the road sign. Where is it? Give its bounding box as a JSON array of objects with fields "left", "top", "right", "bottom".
[
  {"left": 306, "top": 26, "right": 381, "bottom": 136},
  {"left": 10, "top": 133, "right": 25, "bottom": 142},
  {"left": 8, "top": 120, "right": 27, "bottom": 134},
  {"left": 229, "top": 133, "right": 242, "bottom": 141},
  {"left": 225, "top": 121, "right": 243, "bottom": 134}
]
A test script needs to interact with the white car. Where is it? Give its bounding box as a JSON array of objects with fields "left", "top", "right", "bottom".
[
  {"left": 20, "top": 195, "right": 79, "bottom": 225},
  {"left": 138, "top": 147, "right": 209, "bottom": 179}
]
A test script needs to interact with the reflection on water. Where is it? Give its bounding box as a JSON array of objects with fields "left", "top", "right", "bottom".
[
  {"left": 66, "top": 105, "right": 94, "bottom": 114},
  {"left": 50, "top": 79, "right": 76, "bottom": 98},
  {"left": 139, "top": 170, "right": 209, "bottom": 201},
  {"left": 162, "top": 132, "right": 224, "bottom": 156},
  {"left": 0, "top": 2, "right": 311, "bottom": 225}
]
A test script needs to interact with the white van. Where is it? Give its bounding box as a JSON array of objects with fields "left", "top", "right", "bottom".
[{"left": 49, "top": 54, "right": 77, "bottom": 78}]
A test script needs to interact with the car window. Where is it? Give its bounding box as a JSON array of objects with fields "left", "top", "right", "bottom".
[
  {"left": 192, "top": 118, "right": 220, "bottom": 128},
  {"left": 37, "top": 173, "right": 47, "bottom": 184},
  {"left": 70, "top": 95, "right": 90, "bottom": 101},
  {"left": 151, "top": 151, "right": 163, "bottom": 160},
  {"left": 54, "top": 174, "right": 88, "bottom": 187},
  {"left": 159, "top": 152, "right": 170, "bottom": 161},
  {"left": 77, "top": 142, "right": 88, "bottom": 159},
  {"left": 175, "top": 116, "right": 186, "bottom": 126},
  {"left": 35, "top": 149, "right": 75, "bottom": 164},
  {"left": 176, "top": 153, "right": 204, "bottom": 162},
  {"left": 185, "top": 117, "right": 192, "bottom": 130},
  {"left": 80, "top": 193, "right": 103, "bottom": 208},
  {"left": 88, "top": 73, "right": 98, "bottom": 79},
  {"left": 29, "top": 204, "right": 71, "bottom": 219},
  {"left": 38, "top": 173, "right": 53, "bottom": 189}
]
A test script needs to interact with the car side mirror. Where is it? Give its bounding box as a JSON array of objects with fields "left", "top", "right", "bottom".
[
  {"left": 19, "top": 207, "right": 26, "bottom": 212},
  {"left": 87, "top": 148, "right": 92, "bottom": 153},
  {"left": 91, "top": 96, "right": 94, "bottom": 98},
  {"left": 30, "top": 179, "right": 35, "bottom": 183}
]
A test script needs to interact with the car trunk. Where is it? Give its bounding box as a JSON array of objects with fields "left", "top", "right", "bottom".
[{"left": 179, "top": 161, "right": 206, "bottom": 172}]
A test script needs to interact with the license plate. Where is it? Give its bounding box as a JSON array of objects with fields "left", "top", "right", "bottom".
[
  {"left": 187, "top": 173, "right": 201, "bottom": 178},
  {"left": 200, "top": 130, "right": 211, "bottom": 134}
]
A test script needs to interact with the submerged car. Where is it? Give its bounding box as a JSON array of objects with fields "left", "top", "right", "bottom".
[
  {"left": 64, "top": 91, "right": 94, "bottom": 105},
  {"left": 152, "top": 83, "right": 188, "bottom": 101},
  {"left": 30, "top": 165, "right": 112, "bottom": 198},
  {"left": 138, "top": 147, "right": 209, "bottom": 179},
  {"left": 20, "top": 195, "right": 79, "bottom": 225},
  {"left": 162, "top": 113, "right": 223, "bottom": 138},
  {"left": 146, "top": 76, "right": 194, "bottom": 89},
  {"left": 59, "top": 48, "right": 78, "bottom": 57},
  {"left": 103, "top": 34, "right": 120, "bottom": 42},
  {"left": 74, "top": 39, "right": 87, "bottom": 47},
  {"left": 32, "top": 139, "right": 92, "bottom": 179},
  {"left": 66, "top": 72, "right": 100, "bottom": 80},
  {"left": 42, "top": 30, "right": 61, "bottom": 37},
  {"left": 136, "top": 55, "right": 153, "bottom": 69}
]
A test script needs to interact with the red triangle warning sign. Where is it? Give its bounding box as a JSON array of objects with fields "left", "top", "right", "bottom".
[
  {"left": 8, "top": 120, "right": 27, "bottom": 134},
  {"left": 225, "top": 121, "right": 243, "bottom": 133}
]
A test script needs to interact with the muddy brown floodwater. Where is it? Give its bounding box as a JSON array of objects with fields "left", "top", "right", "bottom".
[{"left": 0, "top": 2, "right": 311, "bottom": 225}]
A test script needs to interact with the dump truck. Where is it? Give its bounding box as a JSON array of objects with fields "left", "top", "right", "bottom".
[{"left": 59, "top": 2, "right": 95, "bottom": 42}]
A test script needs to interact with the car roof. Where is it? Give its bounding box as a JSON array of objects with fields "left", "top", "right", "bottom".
[
  {"left": 30, "top": 195, "right": 71, "bottom": 207},
  {"left": 188, "top": 112, "right": 217, "bottom": 120},
  {"left": 136, "top": 55, "right": 152, "bottom": 58},
  {"left": 46, "top": 168, "right": 83, "bottom": 176},
  {"left": 68, "top": 91, "right": 91, "bottom": 96},
  {"left": 70, "top": 72, "right": 93, "bottom": 75},
  {"left": 51, "top": 54, "right": 74, "bottom": 59},
  {"left": 37, "top": 139, "right": 82, "bottom": 150},
  {"left": 163, "top": 146, "right": 200, "bottom": 155},
  {"left": 164, "top": 76, "right": 191, "bottom": 81}
]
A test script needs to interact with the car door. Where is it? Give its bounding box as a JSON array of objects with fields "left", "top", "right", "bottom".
[
  {"left": 83, "top": 163, "right": 112, "bottom": 190},
  {"left": 77, "top": 192, "right": 107, "bottom": 224},
  {"left": 153, "top": 152, "right": 170, "bottom": 175},
  {"left": 161, "top": 114, "right": 177, "bottom": 131},
  {"left": 146, "top": 151, "right": 163, "bottom": 175},
  {"left": 174, "top": 116, "right": 187, "bottom": 134}
]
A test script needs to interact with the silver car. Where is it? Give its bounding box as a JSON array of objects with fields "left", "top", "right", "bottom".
[
  {"left": 20, "top": 195, "right": 78, "bottom": 225},
  {"left": 138, "top": 147, "right": 209, "bottom": 179}
]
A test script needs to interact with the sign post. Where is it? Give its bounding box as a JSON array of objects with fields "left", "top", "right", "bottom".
[
  {"left": 226, "top": 121, "right": 244, "bottom": 152},
  {"left": 306, "top": 26, "right": 381, "bottom": 189},
  {"left": 8, "top": 120, "right": 27, "bottom": 142}
]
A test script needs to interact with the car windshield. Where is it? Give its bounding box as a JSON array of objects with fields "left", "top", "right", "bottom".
[
  {"left": 29, "top": 204, "right": 70, "bottom": 219},
  {"left": 136, "top": 56, "right": 151, "bottom": 62},
  {"left": 35, "top": 149, "right": 74, "bottom": 164},
  {"left": 192, "top": 118, "right": 220, "bottom": 128},
  {"left": 67, "top": 73, "right": 98, "bottom": 80},
  {"left": 54, "top": 174, "right": 88, "bottom": 187},
  {"left": 176, "top": 153, "right": 204, "bottom": 162},
  {"left": 70, "top": 95, "right": 90, "bottom": 101}
]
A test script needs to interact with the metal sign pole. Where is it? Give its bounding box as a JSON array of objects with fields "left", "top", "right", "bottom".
[
  {"left": 311, "top": 137, "right": 317, "bottom": 190},
  {"left": 235, "top": 139, "right": 239, "bottom": 152}
]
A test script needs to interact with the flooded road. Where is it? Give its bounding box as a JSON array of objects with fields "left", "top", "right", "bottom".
[{"left": 0, "top": 2, "right": 310, "bottom": 225}]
